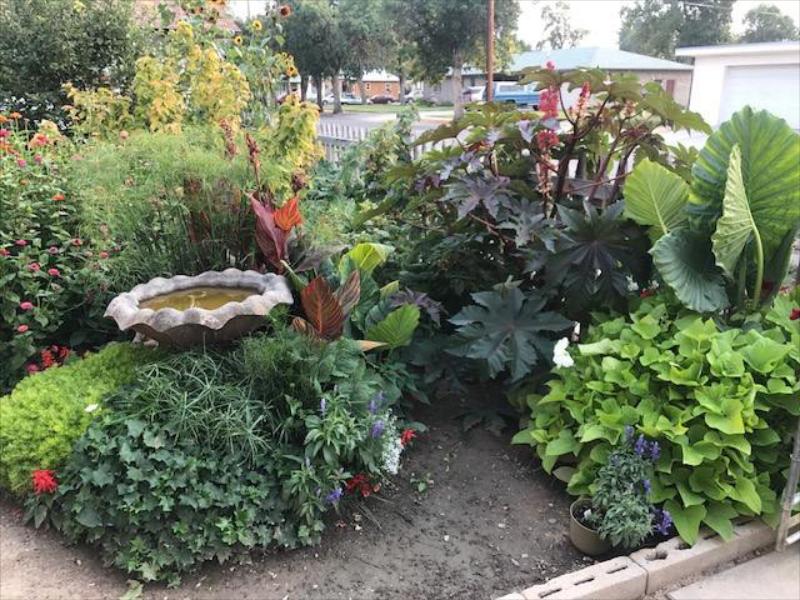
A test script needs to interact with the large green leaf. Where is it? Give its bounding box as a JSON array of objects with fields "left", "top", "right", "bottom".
[
  {"left": 365, "top": 304, "right": 420, "bottom": 349},
  {"left": 711, "top": 145, "right": 759, "bottom": 279},
  {"left": 665, "top": 500, "right": 706, "bottom": 545},
  {"left": 690, "top": 106, "right": 800, "bottom": 263},
  {"left": 341, "top": 243, "right": 393, "bottom": 275},
  {"left": 651, "top": 229, "right": 728, "bottom": 312},
  {"left": 623, "top": 158, "right": 688, "bottom": 240},
  {"left": 448, "top": 287, "right": 573, "bottom": 381}
]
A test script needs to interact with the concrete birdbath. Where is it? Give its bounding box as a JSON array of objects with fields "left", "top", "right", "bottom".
[{"left": 104, "top": 269, "right": 293, "bottom": 347}]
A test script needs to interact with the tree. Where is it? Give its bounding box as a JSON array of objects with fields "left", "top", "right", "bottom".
[
  {"left": 283, "top": 0, "right": 347, "bottom": 112},
  {"left": 536, "top": 1, "right": 587, "bottom": 50},
  {"left": 340, "top": 0, "right": 390, "bottom": 104},
  {"left": 619, "top": 0, "right": 734, "bottom": 60},
  {"left": 0, "top": 0, "right": 142, "bottom": 123},
  {"left": 395, "top": 0, "right": 521, "bottom": 118},
  {"left": 740, "top": 4, "right": 799, "bottom": 43}
]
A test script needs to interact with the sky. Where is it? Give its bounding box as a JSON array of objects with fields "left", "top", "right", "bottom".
[
  {"left": 518, "top": 0, "right": 800, "bottom": 49},
  {"left": 227, "top": 0, "right": 800, "bottom": 49}
]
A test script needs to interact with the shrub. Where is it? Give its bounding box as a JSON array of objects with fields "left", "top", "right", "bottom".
[
  {"left": 28, "top": 329, "right": 414, "bottom": 582},
  {"left": 0, "top": 117, "right": 115, "bottom": 390},
  {"left": 0, "top": 0, "right": 143, "bottom": 126},
  {"left": 0, "top": 343, "right": 162, "bottom": 494},
  {"left": 513, "top": 292, "right": 800, "bottom": 545}
]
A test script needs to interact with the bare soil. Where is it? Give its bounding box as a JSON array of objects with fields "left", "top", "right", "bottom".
[{"left": 0, "top": 392, "right": 584, "bottom": 600}]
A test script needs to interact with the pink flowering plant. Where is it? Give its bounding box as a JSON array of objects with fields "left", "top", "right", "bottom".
[{"left": 0, "top": 116, "right": 114, "bottom": 391}]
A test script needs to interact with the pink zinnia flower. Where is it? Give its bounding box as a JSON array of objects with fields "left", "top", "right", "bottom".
[
  {"left": 27, "top": 262, "right": 40, "bottom": 272},
  {"left": 34, "top": 154, "right": 43, "bottom": 165},
  {"left": 0, "top": 128, "right": 9, "bottom": 138},
  {"left": 15, "top": 239, "right": 27, "bottom": 246},
  {"left": 545, "top": 60, "right": 556, "bottom": 70},
  {"left": 17, "top": 324, "right": 29, "bottom": 333},
  {"left": 25, "top": 364, "right": 40, "bottom": 374},
  {"left": 17, "top": 158, "right": 26, "bottom": 168},
  {"left": 47, "top": 268, "right": 60, "bottom": 277},
  {"left": 99, "top": 251, "right": 109, "bottom": 259},
  {"left": 48, "top": 246, "right": 59, "bottom": 255},
  {"left": 19, "top": 301, "right": 34, "bottom": 311}
]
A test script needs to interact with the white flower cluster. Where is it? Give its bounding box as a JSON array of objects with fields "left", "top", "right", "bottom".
[
  {"left": 552, "top": 337, "right": 574, "bottom": 368},
  {"left": 380, "top": 417, "right": 404, "bottom": 475}
]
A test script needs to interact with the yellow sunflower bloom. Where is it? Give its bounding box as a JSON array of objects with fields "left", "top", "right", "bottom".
[
  {"left": 251, "top": 19, "right": 263, "bottom": 31},
  {"left": 233, "top": 35, "right": 243, "bottom": 46}
]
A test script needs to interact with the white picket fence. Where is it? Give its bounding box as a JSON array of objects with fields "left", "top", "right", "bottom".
[{"left": 316, "top": 121, "right": 450, "bottom": 163}]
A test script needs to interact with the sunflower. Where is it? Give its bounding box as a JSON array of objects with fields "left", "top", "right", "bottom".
[
  {"left": 251, "top": 19, "right": 263, "bottom": 31},
  {"left": 209, "top": 0, "right": 227, "bottom": 6},
  {"left": 233, "top": 35, "right": 243, "bottom": 45},
  {"left": 286, "top": 65, "right": 299, "bottom": 77}
]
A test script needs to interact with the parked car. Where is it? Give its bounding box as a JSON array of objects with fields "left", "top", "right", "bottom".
[
  {"left": 368, "top": 94, "right": 396, "bottom": 104},
  {"left": 483, "top": 82, "right": 539, "bottom": 108},
  {"left": 322, "top": 92, "right": 362, "bottom": 105},
  {"left": 404, "top": 89, "right": 425, "bottom": 103}
]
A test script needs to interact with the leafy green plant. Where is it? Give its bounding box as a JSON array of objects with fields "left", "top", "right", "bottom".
[
  {"left": 449, "top": 282, "right": 572, "bottom": 381},
  {"left": 27, "top": 328, "right": 418, "bottom": 583},
  {"left": 0, "top": 343, "right": 162, "bottom": 494},
  {"left": 513, "top": 292, "right": 800, "bottom": 544},
  {"left": 629, "top": 107, "right": 800, "bottom": 312}
]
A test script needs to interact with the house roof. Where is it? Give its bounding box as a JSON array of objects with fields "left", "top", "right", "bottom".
[
  {"left": 362, "top": 70, "right": 400, "bottom": 83},
  {"left": 676, "top": 41, "right": 800, "bottom": 58},
  {"left": 511, "top": 47, "right": 693, "bottom": 72}
]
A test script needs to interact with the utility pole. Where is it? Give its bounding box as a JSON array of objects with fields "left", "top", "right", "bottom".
[{"left": 486, "top": 0, "right": 495, "bottom": 102}]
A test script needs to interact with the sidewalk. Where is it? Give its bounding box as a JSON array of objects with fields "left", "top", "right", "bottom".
[{"left": 668, "top": 546, "right": 800, "bottom": 600}]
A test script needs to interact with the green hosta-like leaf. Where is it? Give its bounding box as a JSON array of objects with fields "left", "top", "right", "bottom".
[
  {"left": 448, "top": 287, "right": 573, "bottom": 381},
  {"left": 341, "top": 243, "right": 393, "bottom": 275},
  {"left": 711, "top": 145, "right": 761, "bottom": 282},
  {"left": 365, "top": 304, "right": 420, "bottom": 349},
  {"left": 702, "top": 502, "right": 738, "bottom": 541},
  {"left": 691, "top": 106, "right": 800, "bottom": 263},
  {"left": 623, "top": 158, "right": 688, "bottom": 240},
  {"left": 665, "top": 500, "right": 706, "bottom": 545},
  {"left": 650, "top": 229, "right": 728, "bottom": 312}
]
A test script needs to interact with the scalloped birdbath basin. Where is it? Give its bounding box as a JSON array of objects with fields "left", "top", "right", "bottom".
[{"left": 104, "top": 269, "right": 293, "bottom": 347}]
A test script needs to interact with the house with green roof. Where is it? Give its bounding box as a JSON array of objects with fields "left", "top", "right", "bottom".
[{"left": 423, "top": 46, "right": 693, "bottom": 106}]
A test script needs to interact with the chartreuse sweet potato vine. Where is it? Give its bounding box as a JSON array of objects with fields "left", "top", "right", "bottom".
[{"left": 513, "top": 292, "right": 800, "bottom": 545}]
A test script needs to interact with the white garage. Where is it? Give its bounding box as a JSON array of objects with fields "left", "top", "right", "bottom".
[{"left": 676, "top": 42, "right": 800, "bottom": 129}]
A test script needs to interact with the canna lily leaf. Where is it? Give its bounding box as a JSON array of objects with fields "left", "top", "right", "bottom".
[
  {"left": 365, "top": 304, "right": 420, "bottom": 349},
  {"left": 342, "top": 243, "right": 393, "bottom": 275},
  {"left": 334, "top": 270, "right": 361, "bottom": 317},
  {"left": 300, "top": 277, "right": 345, "bottom": 340},
  {"left": 623, "top": 158, "right": 688, "bottom": 240}
]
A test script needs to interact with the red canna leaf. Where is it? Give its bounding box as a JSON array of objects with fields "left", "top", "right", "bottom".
[
  {"left": 250, "top": 193, "right": 288, "bottom": 272},
  {"left": 301, "top": 276, "right": 345, "bottom": 339},
  {"left": 274, "top": 196, "right": 303, "bottom": 231},
  {"left": 335, "top": 270, "right": 361, "bottom": 316}
]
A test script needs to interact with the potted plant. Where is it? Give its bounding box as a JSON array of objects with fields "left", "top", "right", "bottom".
[{"left": 569, "top": 428, "right": 672, "bottom": 556}]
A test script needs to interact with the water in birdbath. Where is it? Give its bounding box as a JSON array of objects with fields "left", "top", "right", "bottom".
[{"left": 140, "top": 287, "right": 255, "bottom": 311}]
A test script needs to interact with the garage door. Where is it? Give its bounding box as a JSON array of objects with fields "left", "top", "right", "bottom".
[{"left": 719, "top": 64, "right": 800, "bottom": 129}]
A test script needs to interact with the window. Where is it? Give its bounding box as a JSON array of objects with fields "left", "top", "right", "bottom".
[
  {"left": 365, "top": 82, "right": 371, "bottom": 90},
  {"left": 665, "top": 79, "right": 676, "bottom": 96}
]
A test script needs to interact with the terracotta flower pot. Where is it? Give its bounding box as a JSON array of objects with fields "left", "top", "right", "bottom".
[{"left": 569, "top": 498, "right": 612, "bottom": 556}]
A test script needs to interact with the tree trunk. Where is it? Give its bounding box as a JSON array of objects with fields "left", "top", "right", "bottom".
[
  {"left": 332, "top": 73, "right": 342, "bottom": 114},
  {"left": 398, "top": 70, "right": 407, "bottom": 104},
  {"left": 452, "top": 50, "right": 464, "bottom": 119},
  {"left": 314, "top": 74, "right": 324, "bottom": 112},
  {"left": 300, "top": 74, "right": 308, "bottom": 102},
  {"left": 358, "top": 73, "right": 368, "bottom": 104}
]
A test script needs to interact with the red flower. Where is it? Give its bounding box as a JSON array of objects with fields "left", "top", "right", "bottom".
[
  {"left": 279, "top": 4, "right": 292, "bottom": 17},
  {"left": 16, "top": 158, "right": 26, "bottom": 168},
  {"left": 52, "top": 193, "right": 65, "bottom": 202},
  {"left": 535, "top": 130, "right": 560, "bottom": 151},
  {"left": 400, "top": 428, "right": 416, "bottom": 447},
  {"left": 0, "top": 128, "right": 8, "bottom": 138},
  {"left": 47, "top": 268, "right": 60, "bottom": 277},
  {"left": 17, "top": 324, "right": 29, "bottom": 333},
  {"left": 99, "top": 251, "right": 109, "bottom": 259},
  {"left": 345, "top": 473, "right": 374, "bottom": 497},
  {"left": 34, "top": 154, "right": 43, "bottom": 165},
  {"left": 32, "top": 469, "right": 57, "bottom": 495},
  {"left": 19, "top": 301, "right": 34, "bottom": 311},
  {"left": 27, "top": 262, "right": 40, "bottom": 272},
  {"left": 25, "top": 364, "right": 40, "bottom": 374},
  {"left": 40, "top": 349, "right": 55, "bottom": 368},
  {"left": 274, "top": 197, "right": 303, "bottom": 231},
  {"left": 15, "top": 239, "right": 27, "bottom": 246},
  {"left": 790, "top": 308, "right": 800, "bottom": 321},
  {"left": 640, "top": 289, "right": 656, "bottom": 299},
  {"left": 71, "top": 238, "right": 82, "bottom": 246},
  {"left": 538, "top": 87, "right": 559, "bottom": 120},
  {"left": 0, "top": 248, "right": 9, "bottom": 257}
]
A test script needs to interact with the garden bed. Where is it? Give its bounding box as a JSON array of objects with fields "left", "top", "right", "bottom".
[{"left": 0, "top": 389, "right": 583, "bottom": 600}]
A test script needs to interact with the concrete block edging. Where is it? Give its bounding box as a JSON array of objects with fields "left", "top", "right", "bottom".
[{"left": 496, "top": 519, "right": 774, "bottom": 600}]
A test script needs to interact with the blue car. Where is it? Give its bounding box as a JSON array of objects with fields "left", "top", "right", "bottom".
[{"left": 483, "top": 82, "right": 540, "bottom": 108}]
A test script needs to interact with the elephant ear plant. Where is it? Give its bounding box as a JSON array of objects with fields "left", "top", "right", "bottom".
[{"left": 625, "top": 107, "right": 800, "bottom": 313}]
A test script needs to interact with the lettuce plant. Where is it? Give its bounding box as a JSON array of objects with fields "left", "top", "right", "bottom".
[{"left": 513, "top": 292, "right": 800, "bottom": 544}]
